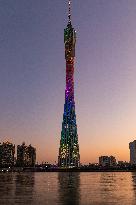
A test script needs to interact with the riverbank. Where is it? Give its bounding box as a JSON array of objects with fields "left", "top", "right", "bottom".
[{"left": 1, "top": 167, "right": 136, "bottom": 172}]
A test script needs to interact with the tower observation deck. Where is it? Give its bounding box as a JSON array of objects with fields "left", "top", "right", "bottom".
[{"left": 58, "top": 0, "right": 80, "bottom": 168}]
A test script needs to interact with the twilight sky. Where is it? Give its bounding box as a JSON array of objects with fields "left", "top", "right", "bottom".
[{"left": 0, "top": 0, "right": 136, "bottom": 164}]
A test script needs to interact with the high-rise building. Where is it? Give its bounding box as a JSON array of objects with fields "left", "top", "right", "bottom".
[
  {"left": 0, "top": 141, "right": 15, "bottom": 168},
  {"left": 129, "top": 140, "right": 136, "bottom": 165},
  {"left": 99, "top": 156, "right": 116, "bottom": 167},
  {"left": 17, "top": 142, "right": 36, "bottom": 167},
  {"left": 58, "top": 0, "right": 80, "bottom": 168}
]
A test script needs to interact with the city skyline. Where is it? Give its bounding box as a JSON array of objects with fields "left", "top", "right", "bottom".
[{"left": 0, "top": 0, "right": 136, "bottom": 163}]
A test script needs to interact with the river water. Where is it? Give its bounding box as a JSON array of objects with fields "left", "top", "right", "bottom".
[{"left": 0, "top": 172, "right": 136, "bottom": 205}]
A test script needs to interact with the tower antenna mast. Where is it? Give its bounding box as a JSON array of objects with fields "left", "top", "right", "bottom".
[{"left": 68, "top": 0, "right": 71, "bottom": 23}]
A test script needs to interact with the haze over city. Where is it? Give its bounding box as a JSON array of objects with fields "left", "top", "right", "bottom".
[{"left": 0, "top": 0, "right": 136, "bottom": 164}]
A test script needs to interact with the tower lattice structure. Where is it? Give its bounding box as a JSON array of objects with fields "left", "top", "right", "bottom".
[{"left": 58, "top": 0, "right": 80, "bottom": 168}]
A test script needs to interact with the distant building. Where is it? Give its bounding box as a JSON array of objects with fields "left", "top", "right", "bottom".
[
  {"left": 118, "top": 161, "right": 130, "bottom": 167},
  {"left": 99, "top": 156, "right": 116, "bottom": 167},
  {"left": 110, "top": 156, "right": 117, "bottom": 166},
  {"left": 129, "top": 140, "right": 136, "bottom": 165},
  {"left": 17, "top": 142, "right": 36, "bottom": 167},
  {"left": 0, "top": 141, "right": 15, "bottom": 168},
  {"left": 99, "top": 156, "right": 109, "bottom": 167}
]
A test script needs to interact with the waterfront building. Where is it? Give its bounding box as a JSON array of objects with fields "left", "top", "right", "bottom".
[
  {"left": 117, "top": 161, "right": 130, "bottom": 168},
  {"left": 0, "top": 141, "right": 15, "bottom": 168},
  {"left": 58, "top": 0, "right": 80, "bottom": 168},
  {"left": 99, "top": 156, "right": 116, "bottom": 167},
  {"left": 17, "top": 142, "right": 36, "bottom": 167},
  {"left": 129, "top": 140, "right": 136, "bottom": 165}
]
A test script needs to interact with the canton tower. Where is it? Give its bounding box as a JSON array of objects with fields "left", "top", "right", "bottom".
[{"left": 58, "top": 0, "right": 80, "bottom": 168}]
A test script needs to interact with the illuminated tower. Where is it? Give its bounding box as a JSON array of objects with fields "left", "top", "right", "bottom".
[{"left": 58, "top": 0, "right": 80, "bottom": 168}]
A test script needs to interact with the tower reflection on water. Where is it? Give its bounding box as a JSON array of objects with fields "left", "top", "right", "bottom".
[{"left": 58, "top": 172, "right": 80, "bottom": 205}]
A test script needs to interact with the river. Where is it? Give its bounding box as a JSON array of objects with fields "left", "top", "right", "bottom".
[{"left": 0, "top": 172, "right": 136, "bottom": 205}]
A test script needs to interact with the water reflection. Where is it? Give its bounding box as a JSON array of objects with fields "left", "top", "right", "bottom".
[
  {"left": 0, "top": 173, "right": 15, "bottom": 204},
  {"left": 14, "top": 173, "right": 35, "bottom": 204},
  {"left": 0, "top": 172, "right": 136, "bottom": 205},
  {"left": 99, "top": 172, "right": 117, "bottom": 204},
  {"left": 131, "top": 172, "right": 136, "bottom": 204},
  {"left": 131, "top": 172, "right": 136, "bottom": 190},
  {"left": 99, "top": 172, "right": 134, "bottom": 205},
  {"left": 58, "top": 172, "right": 80, "bottom": 205},
  {"left": 100, "top": 172, "right": 117, "bottom": 192}
]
